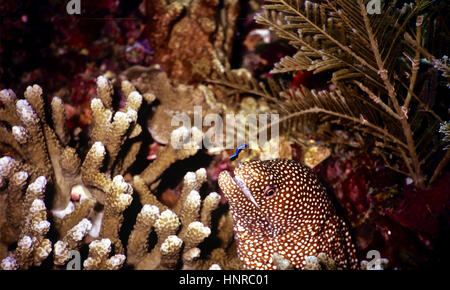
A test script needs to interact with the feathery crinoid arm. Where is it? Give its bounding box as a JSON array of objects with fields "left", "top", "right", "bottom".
[{"left": 213, "top": 0, "right": 447, "bottom": 188}]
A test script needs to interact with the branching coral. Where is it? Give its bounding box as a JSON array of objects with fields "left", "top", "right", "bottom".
[
  {"left": 121, "top": 65, "right": 220, "bottom": 145},
  {"left": 0, "top": 175, "right": 51, "bottom": 270},
  {"left": 0, "top": 75, "right": 240, "bottom": 270},
  {"left": 0, "top": 77, "right": 144, "bottom": 269},
  {"left": 300, "top": 252, "right": 388, "bottom": 270},
  {"left": 129, "top": 168, "right": 242, "bottom": 270},
  {"left": 439, "top": 121, "right": 450, "bottom": 151},
  {"left": 83, "top": 238, "right": 126, "bottom": 270},
  {"left": 53, "top": 218, "right": 92, "bottom": 266}
]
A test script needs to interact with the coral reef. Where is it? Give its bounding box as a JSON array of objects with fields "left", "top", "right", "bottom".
[
  {"left": 213, "top": 0, "right": 449, "bottom": 190},
  {"left": 83, "top": 238, "right": 126, "bottom": 270},
  {"left": 0, "top": 0, "right": 448, "bottom": 272},
  {"left": 301, "top": 252, "right": 389, "bottom": 270},
  {"left": 0, "top": 77, "right": 241, "bottom": 270},
  {"left": 0, "top": 0, "right": 150, "bottom": 103},
  {"left": 120, "top": 65, "right": 220, "bottom": 144},
  {"left": 144, "top": 0, "right": 240, "bottom": 83},
  {"left": 0, "top": 184, "right": 52, "bottom": 270},
  {"left": 130, "top": 168, "right": 242, "bottom": 270},
  {"left": 210, "top": 0, "right": 449, "bottom": 270}
]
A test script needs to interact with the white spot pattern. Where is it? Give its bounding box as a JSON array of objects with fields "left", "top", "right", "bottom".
[{"left": 218, "top": 159, "right": 358, "bottom": 270}]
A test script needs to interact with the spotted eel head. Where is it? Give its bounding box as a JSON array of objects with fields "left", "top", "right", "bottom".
[{"left": 218, "top": 159, "right": 332, "bottom": 235}]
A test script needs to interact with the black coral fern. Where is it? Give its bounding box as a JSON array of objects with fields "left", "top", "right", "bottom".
[{"left": 214, "top": 0, "right": 449, "bottom": 188}]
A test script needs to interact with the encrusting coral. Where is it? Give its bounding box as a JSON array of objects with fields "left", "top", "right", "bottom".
[
  {"left": 0, "top": 76, "right": 241, "bottom": 270},
  {"left": 121, "top": 65, "right": 220, "bottom": 145},
  {"left": 143, "top": 0, "right": 240, "bottom": 83}
]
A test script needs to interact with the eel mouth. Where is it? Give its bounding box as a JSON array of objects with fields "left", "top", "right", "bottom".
[{"left": 219, "top": 170, "right": 260, "bottom": 209}]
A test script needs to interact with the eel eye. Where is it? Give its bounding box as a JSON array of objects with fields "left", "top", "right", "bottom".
[{"left": 264, "top": 186, "right": 277, "bottom": 198}]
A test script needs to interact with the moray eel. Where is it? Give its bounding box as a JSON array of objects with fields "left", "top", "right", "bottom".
[{"left": 218, "top": 159, "right": 358, "bottom": 270}]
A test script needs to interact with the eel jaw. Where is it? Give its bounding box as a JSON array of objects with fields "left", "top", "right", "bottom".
[
  {"left": 218, "top": 170, "right": 260, "bottom": 209},
  {"left": 231, "top": 174, "right": 260, "bottom": 209}
]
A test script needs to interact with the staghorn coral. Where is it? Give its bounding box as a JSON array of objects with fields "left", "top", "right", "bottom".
[
  {"left": 0, "top": 176, "right": 51, "bottom": 270},
  {"left": 1, "top": 77, "right": 145, "bottom": 244},
  {"left": 0, "top": 77, "right": 145, "bottom": 268},
  {"left": 128, "top": 168, "right": 242, "bottom": 270},
  {"left": 83, "top": 238, "right": 126, "bottom": 270},
  {"left": 53, "top": 218, "right": 92, "bottom": 266},
  {"left": 0, "top": 76, "right": 241, "bottom": 270},
  {"left": 100, "top": 175, "right": 133, "bottom": 254}
]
